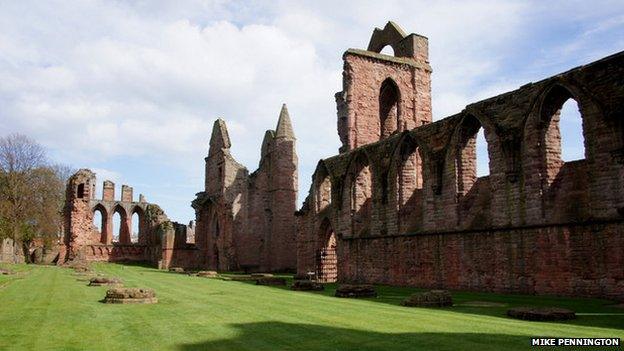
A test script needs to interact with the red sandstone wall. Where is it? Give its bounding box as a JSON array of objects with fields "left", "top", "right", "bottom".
[
  {"left": 340, "top": 51, "right": 432, "bottom": 151},
  {"left": 297, "top": 45, "right": 624, "bottom": 299},
  {"left": 338, "top": 222, "right": 624, "bottom": 300}
]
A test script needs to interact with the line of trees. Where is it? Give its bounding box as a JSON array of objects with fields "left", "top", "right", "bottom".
[{"left": 0, "top": 133, "right": 73, "bottom": 263}]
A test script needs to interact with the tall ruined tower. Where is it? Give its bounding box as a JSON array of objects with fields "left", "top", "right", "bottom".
[
  {"left": 194, "top": 105, "right": 298, "bottom": 272},
  {"left": 63, "top": 169, "right": 97, "bottom": 261},
  {"left": 196, "top": 119, "right": 246, "bottom": 270},
  {"left": 336, "top": 21, "right": 432, "bottom": 152},
  {"left": 267, "top": 104, "right": 298, "bottom": 271}
]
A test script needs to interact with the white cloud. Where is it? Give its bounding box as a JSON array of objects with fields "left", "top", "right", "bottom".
[{"left": 1, "top": 0, "right": 622, "bottom": 221}]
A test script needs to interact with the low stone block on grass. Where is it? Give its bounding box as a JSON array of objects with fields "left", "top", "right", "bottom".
[
  {"left": 506, "top": 307, "right": 576, "bottom": 321},
  {"left": 88, "top": 277, "right": 123, "bottom": 287},
  {"left": 335, "top": 284, "right": 377, "bottom": 298},
  {"left": 0, "top": 268, "right": 15, "bottom": 275},
  {"left": 197, "top": 271, "right": 218, "bottom": 278},
  {"left": 71, "top": 264, "right": 91, "bottom": 273},
  {"left": 250, "top": 273, "right": 274, "bottom": 278},
  {"left": 291, "top": 280, "right": 324, "bottom": 291},
  {"left": 224, "top": 275, "right": 255, "bottom": 281},
  {"left": 103, "top": 288, "right": 158, "bottom": 304},
  {"left": 256, "top": 277, "right": 287, "bottom": 286},
  {"left": 169, "top": 267, "right": 184, "bottom": 273},
  {"left": 401, "top": 290, "right": 453, "bottom": 307}
]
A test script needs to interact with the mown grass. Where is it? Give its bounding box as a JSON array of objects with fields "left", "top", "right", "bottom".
[{"left": 0, "top": 262, "right": 622, "bottom": 350}]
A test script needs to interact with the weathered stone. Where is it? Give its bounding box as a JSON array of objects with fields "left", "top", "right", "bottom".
[
  {"left": 103, "top": 288, "right": 157, "bottom": 304},
  {"left": 0, "top": 268, "right": 15, "bottom": 275},
  {"left": 169, "top": 267, "right": 184, "bottom": 273},
  {"left": 88, "top": 277, "right": 123, "bottom": 286},
  {"left": 291, "top": 280, "right": 324, "bottom": 291},
  {"left": 335, "top": 284, "right": 377, "bottom": 298},
  {"left": 197, "top": 271, "right": 218, "bottom": 278},
  {"left": 250, "top": 273, "right": 274, "bottom": 278},
  {"left": 61, "top": 169, "right": 173, "bottom": 265},
  {"left": 192, "top": 105, "right": 298, "bottom": 273},
  {"left": 57, "top": 21, "right": 624, "bottom": 302},
  {"left": 256, "top": 277, "right": 287, "bottom": 286},
  {"left": 506, "top": 307, "right": 576, "bottom": 321},
  {"left": 401, "top": 290, "right": 452, "bottom": 307},
  {"left": 296, "top": 22, "right": 624, "bottom": 301},
  {"left": 224, "top": 275, "right": 255, "bottom": 281}
]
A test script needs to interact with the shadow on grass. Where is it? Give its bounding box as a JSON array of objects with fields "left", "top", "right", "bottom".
[
  {"left": 219, "top": 277, "right": 624, "bottom": 331},
  {"left": 176, "top": 321, "right": 555, "bottom": 351}
]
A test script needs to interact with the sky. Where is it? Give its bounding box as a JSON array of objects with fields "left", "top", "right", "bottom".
[{"left": 1, "top": 0, "right": 623, "bottom": 224}]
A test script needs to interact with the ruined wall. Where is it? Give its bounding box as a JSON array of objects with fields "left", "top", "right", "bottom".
[
  {"left": 0, "top": 238, "right": 23, "bottom": 263},
  {"left": 338, "top": 222, "right": 624, "bottom": 300},
  {"left": 193, "top": 104, "right": 298, "bottom": 272},
  {"left": 62, "top": 169, "right": 173, "bottom": 265},
  {"left": 297, "top": 22, "right": 624, "bottom": 299},
  {"left": 337, "top": 22, "right": 432, "bottom": 152}
]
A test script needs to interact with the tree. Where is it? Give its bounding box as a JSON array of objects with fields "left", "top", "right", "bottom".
[{"left": 0, "top": 134, "right": 71, "bottom": 262}]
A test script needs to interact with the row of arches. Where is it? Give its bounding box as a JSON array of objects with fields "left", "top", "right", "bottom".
[
  {"left": 92, "top": 204, "right": 147, "bottom": 244},
  {"left": 375, "top": 77, "right": 584, "bottom": 166},
  {"left": 314, "top": 83, "right": 595, "bottom": 236}
]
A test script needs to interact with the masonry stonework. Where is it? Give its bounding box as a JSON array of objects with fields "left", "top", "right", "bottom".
[
  {"left": 62, "top": 21, "right": 623, "bottom": 299},
  {"left": 63, "top": 169, "right": 174, "bottom": 265},
  {"left": 192, "top": 104, "right": 298, "bottom": 272},
  {"left": 296, "top": 22, "right": 624, "bottom": 299}
]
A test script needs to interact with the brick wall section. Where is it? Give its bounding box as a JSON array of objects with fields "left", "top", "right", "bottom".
[{"left": 297, "top": 23, "right": 624, "bottom": 299}]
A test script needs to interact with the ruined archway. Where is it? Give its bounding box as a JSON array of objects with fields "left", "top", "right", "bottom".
[
  {"left": 345, "top": 152, "right": 372, "bottom": 237},
  {"left": 131, "top": 206, "right": 147, "bottom": 244},
  {"left": 536, "top": 84, "right": 590, "bottom": 221},
  {"left": 112, "top": 204, "right": 130, "bottom": 244},
  {"left": 394, "top": 135, "right": 424, "bottom": 232},
  {"left": 379, "top": 78, "right": 400, "bottom": 140},
  {"left": 315, "top": 163, "right": 332, "bottom": 213},
  {"left": 316, "top": 218, "right": 337, "bottom": 283},
  {"left": 539, "top": 85, "right": 587, "bottom": 185},
  {"left": 92, "top": 204, "right": 109, "bottom": 244},
  {"left": 453, "top": 114, "right": 493, "bottom": 228}
]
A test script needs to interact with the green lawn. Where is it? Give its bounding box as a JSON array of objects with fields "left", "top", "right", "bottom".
[{"left": 0, "top": 263, "right": 622, "bottom": 350}]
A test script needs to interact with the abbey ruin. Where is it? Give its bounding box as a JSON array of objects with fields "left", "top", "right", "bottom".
[{"left": 61, "top": 22, "right": 624, "bottom": 300}]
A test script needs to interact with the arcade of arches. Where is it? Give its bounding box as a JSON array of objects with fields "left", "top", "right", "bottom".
[{"left": 60, "top": 22, "right": 624, "bottom": 300}]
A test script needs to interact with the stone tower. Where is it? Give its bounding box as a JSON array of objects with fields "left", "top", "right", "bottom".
[
  {"left": 63, "top": 169, "right": 97, "bottom": 261},
  {"left": 336, "top": 21, "right": 432, "bottom": 152},
  {"left": 267, "top": 104, "right": 298, "bottom": 271},
  {"left": 193, "top": 104, "right": 298, "bottom": 272}
]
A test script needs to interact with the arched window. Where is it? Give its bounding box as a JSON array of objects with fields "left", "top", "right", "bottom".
[
  {"left": 396, "top": 137, "right": 424, "bottom": 231},
  {"left": 77, "top": 183, "right": 85, "bottom": 198},
  {"left": 316, "top": 218, "right": 337, "bottom": 283},
  {"left": 112, "top": 205, "right": 129, "bottom": 244},
  {"left": 315, "top": 165, "right": 332, "bottom": 212},
  {"left": 112, "top": 212, "right": 121, "bottom": 243},
  {"left": 93, "top": 209, "right": 103, "bottom": 233},
  {"left": 348, "top": 154, "right": 372, "bottom": 237},
  {"left": 380, "top": 45, "right": 394, "bottom": 56},
  {"left": 559, "top": 99, "right": 584, "bottom": 162},
  {"left": 540, "top": 86, "right": 586, "bottom": 184},
  {"left": 379, "top": 79, "right": 400, "bottom": 139},
  {"left": 455, "top": 115, "right": 490, "bottom": 196},
  {"left": 131, "top": 212, "right": 139, "bottom": 243},
  {"left": 476, "top": 128, "right": 489, "bottom": 177}
]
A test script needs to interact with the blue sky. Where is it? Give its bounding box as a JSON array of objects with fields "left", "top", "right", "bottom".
[{"left": 1, "top": 0, "right": 623, "bottom": 223}]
